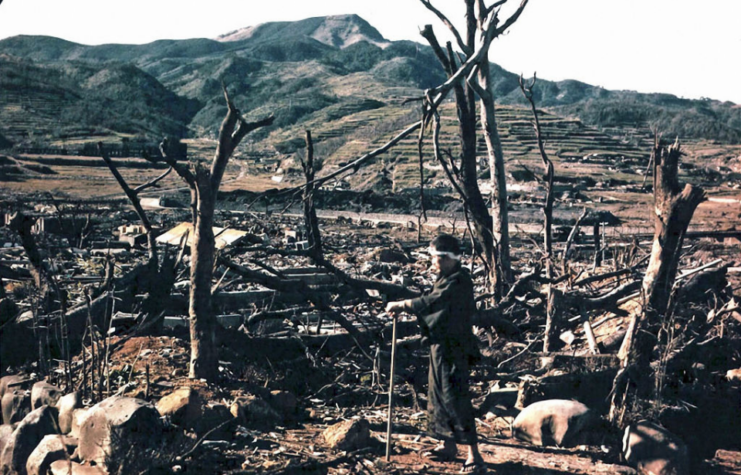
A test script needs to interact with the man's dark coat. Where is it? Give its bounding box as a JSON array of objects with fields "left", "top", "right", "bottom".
[{"left": 407, "top": 262, "right": 478, "bottom": 444}]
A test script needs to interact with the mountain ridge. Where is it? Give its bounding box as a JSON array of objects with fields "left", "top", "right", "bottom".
[{"left": 0, "top": 14, "right": 739, "bottom": 148}]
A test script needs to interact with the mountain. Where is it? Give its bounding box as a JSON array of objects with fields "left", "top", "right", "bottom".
[
  {"left": 215, "top": 14, "right": 390, "bottom": 49},
  {"left": 0, "top": 14, "right": 739, "bottom": 149},
  {"left": 0, "top": 54, "right": 199, "bottom": 141}
]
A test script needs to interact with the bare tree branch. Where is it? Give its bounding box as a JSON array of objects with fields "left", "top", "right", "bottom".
[
  {"left": 290, "top": 120, "right": 423, "bottom": 191},
  {"left": 419, "top": 25, "right": 453, "bottom": 74},
  {"left": 494, "top": 0, "right": 529, "bottom": 36},
  {"left": 98, "top": 143, "right": 158, "bottom": 266},
  {"left": 157, "top": 139, "right": 196, "bottom": 188},
  {"left": 133, "top": 166, "right": 173, "bottom": 194},
  {"left": 211, "top": 86, "right": 274, "bottom": 194},
  {"left": 419, "top": 0, "right": 472, "bottom": 55},
  {"left": 519, "top": 72, "right": 555, "bottom": 277},
  {"left": 432, "top": 112, "right": 468, "bottom": 207}
]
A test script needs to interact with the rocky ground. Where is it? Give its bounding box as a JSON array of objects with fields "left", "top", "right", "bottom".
[{"left": 0, "top": 195, "right": 740, "bottom": 474}]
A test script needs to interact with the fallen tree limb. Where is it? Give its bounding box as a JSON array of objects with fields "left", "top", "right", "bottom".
[
  {"left": 573, "top": 256, "right": 649, "bottom": 287},
  {"left": 220, "top": 257, "right": 375, "bottom": 360},
  {"left": 315, "top": 257, "right": 419, "bottom": 300}
]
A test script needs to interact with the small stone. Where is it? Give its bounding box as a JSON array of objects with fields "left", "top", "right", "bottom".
[
  {"left": 0, "top": 425, "right": 14, "bottom": 458},
  {"left": 322, "top": 419, "right": 371, "bottom": 451},
  {"left": 269, "top": 390, "right": 297, "bottom": 416},
  {"left": 726, "top": 367, "right": 741, "bottom": 381},
  {"left": 157, "top": 387, "right": 203, "bottom": 429},
  {"left": 69, "top": 408, "right": 90, "bottom": 439},
  {"left": 49, "top": 460, "right": 107, "bottom": 475},
  {"left": 230, "top": 395, "right": 280, "bottom": 429},
  {"left": 0, "top": 375, "right": 28, "bottom": 400}
]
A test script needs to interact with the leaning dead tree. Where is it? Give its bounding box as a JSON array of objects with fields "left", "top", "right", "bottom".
[
  {"left": 609, "top": 137, "right": 706, "bottom": 426},
  {"left": 98, "top": 143, "right": 181, "bottom": 327},
  {"left": 7, "top": 212, "right": 57, "bottom": 313},
  {"left": 157, "top": 87, "right": 274, "bottom": 380},
  {"left": 419, "top": 0, "right": 528, "bottom": 295}
]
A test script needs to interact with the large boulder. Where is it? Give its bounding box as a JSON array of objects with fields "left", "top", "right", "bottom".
[
  {"left": 0, "top": 405, "right": 59, "bottom": 475},
  {"left": 68, "top": 409, "right": 90, "bottom": 439},
  {"left": 156, "top": 387, "right": 202, "bottom": 430},
  {"left": 0, "top": 375, "right": 28, "bottom": 401},
  {"left": 77, "top": 396, "right": 163, "bottom": 469},
  {"left": 0, "top": 425, "right": 14, "bottom": 460},
  {"left": 31, "top": 382, "right": 63, "bottom": 410},
  {"left": 623, "top": 420, "right": 689, "bottom": 475},
  {"left": 2, "top": 388, "right": 31, "bottom": 426},
  {"left": 322, "top": 419, "right": 371, "bottom": 451},
  {"left": 49, "top": 460, "right": 107, "bottom": 475},
  {"left": 26, "top": 434, "right": 78, "bottom": 475},
  {"left": 512, "top": 399, "right": 594, "bottom": 447},
  {"left": 56, "top": 392, "right": 81, "bottom": 435}
]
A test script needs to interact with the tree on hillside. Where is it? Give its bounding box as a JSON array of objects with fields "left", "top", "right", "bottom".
[
  {"left": 419, "top": 0, "right": 528, "bottom": 295},
  {"left": 157, "top": 88, "right": 274, "bottom": 380}
]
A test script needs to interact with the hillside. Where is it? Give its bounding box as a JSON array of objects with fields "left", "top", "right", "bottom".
[{"left": 0, "top": 14, "right": 739, "bottom": 156}]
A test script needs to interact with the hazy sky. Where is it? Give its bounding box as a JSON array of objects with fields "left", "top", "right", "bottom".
[{"left": 0, "top": 0, "right": 739, "bottom": 104}]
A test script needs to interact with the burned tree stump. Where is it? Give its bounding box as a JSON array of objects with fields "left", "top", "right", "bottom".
[
  {"left": 301, "top": 130, "right": 323, "bottom": 264},
  {"left": 610, "top": 138, "right": 706, "bottom": 426}
]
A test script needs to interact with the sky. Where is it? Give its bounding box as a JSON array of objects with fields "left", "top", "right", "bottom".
[{"left": 0, "top": 0, "right": 739, "bottom": 104}]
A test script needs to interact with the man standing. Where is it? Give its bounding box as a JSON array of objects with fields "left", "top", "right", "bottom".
[{"left": 386, "top": 234, "right": 485, "bottom": 473}]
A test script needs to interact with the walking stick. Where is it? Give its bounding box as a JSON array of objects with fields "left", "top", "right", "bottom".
[{"left": 385, "top": 314, "right": 398, "bottom": 462}]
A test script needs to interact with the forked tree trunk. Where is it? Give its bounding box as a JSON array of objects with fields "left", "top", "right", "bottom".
[
  {"left": 160, "top": 89, "right": 273, "bottom": 381},
  {"left": 420, "top": 22, "right": 495, "bottom": 284},
  {"left": 609, "top": 138, "right": 706, "bottom": 426}
]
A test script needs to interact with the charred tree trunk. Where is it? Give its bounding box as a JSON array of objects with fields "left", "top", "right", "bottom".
[
  {"left": 188, "top": 168, "right": 218, "bottom": 379},
  {"left": 99, "top": 143, "right": 177, "bottom": 328},
  {"left": 642, "top": 139, "right": 706, "bottom": 313},
  {"left": 159, "top": 88, "right": 274, "bottom": 381},
  {"left": 592, "top": 222, "right": 602, "bottom": 270},
  {"left": 301, "top": 130, "right": 323, "bottom": 263},
  {"left": 420, "top": 9, "right": 499, "bottom": 294},
  {"left": 609, "top": 138, "right": 706, "bottom": 426},
  {"left": 544, "top": 288, "right": 563, "bottom": 353},
  {"left": 476, "top": 2, "right": 513, "bottom": 291},
  {"left": 419, "top": 0, "right": 528, "bottom": 296}
]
